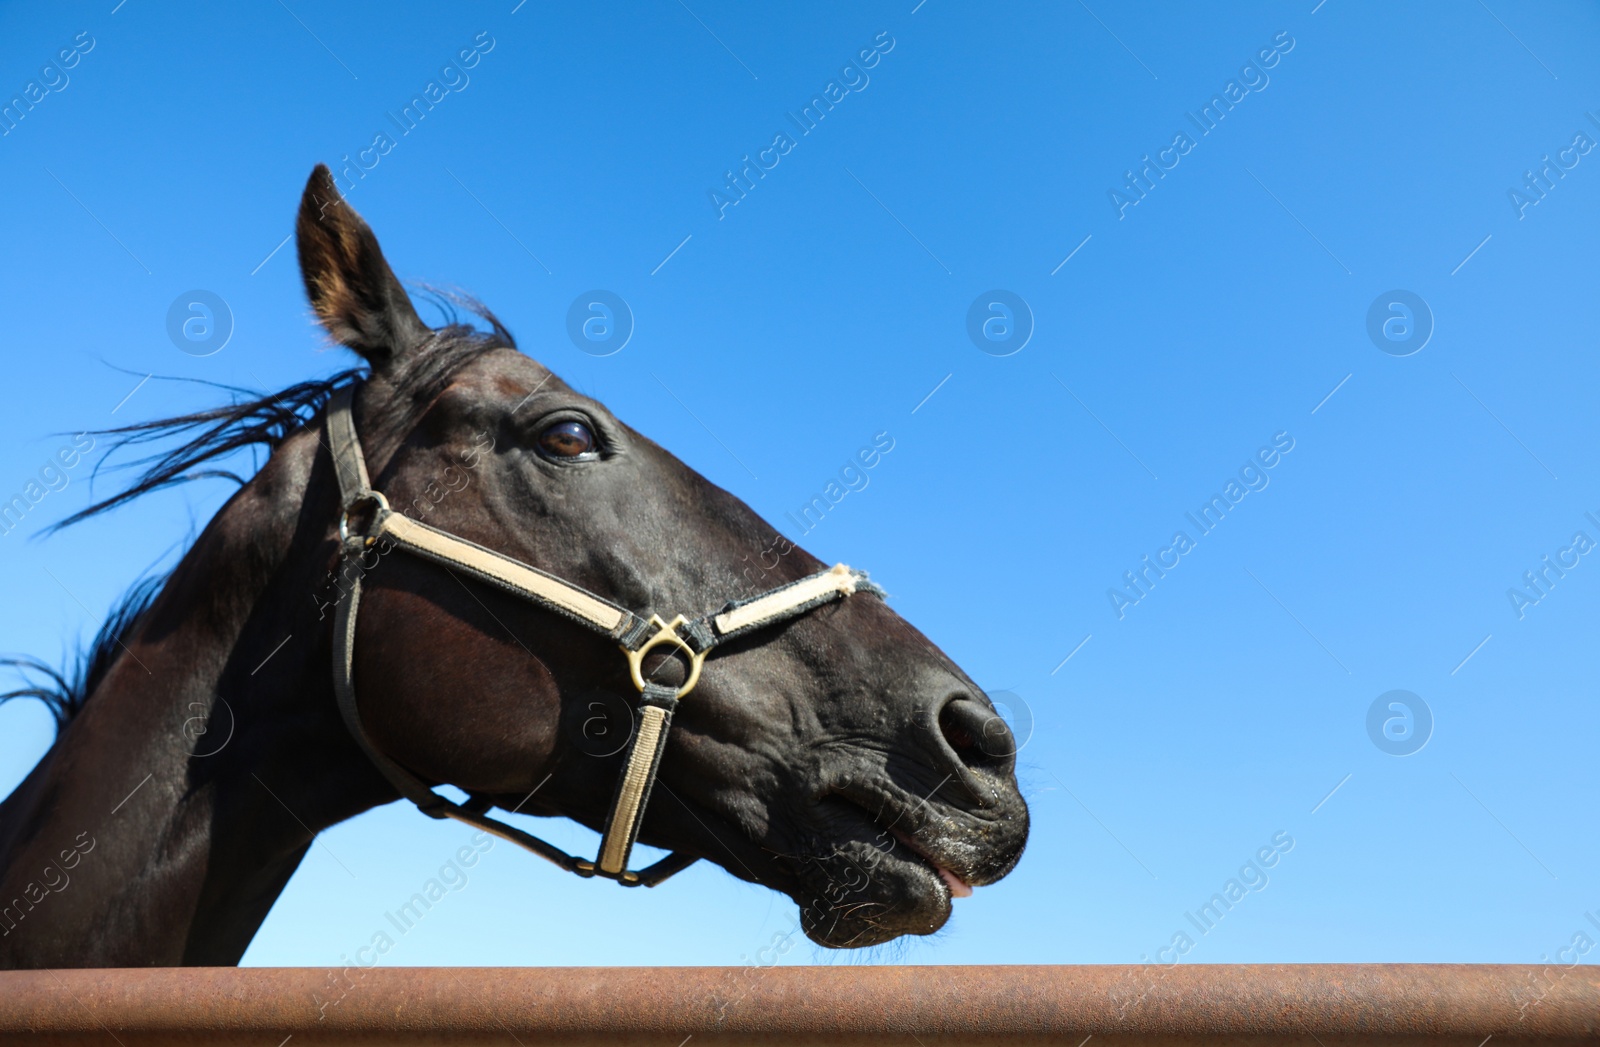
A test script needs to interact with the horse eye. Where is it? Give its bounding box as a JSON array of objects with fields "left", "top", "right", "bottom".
[{"left": 537, "top": 420, "right": 595, "bottom": 459}]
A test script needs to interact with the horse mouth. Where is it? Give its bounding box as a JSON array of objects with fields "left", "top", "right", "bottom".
[
  {"left": 886, "top": 826, "right": 972, "bottom": 896},
  {"left": 789, "top": 790, "right": 1005, "bottom": 949}
]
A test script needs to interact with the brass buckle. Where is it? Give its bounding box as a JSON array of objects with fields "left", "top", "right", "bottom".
[
  {"left": 622, "top": 614, "right": 707, "bottom": 698},
  {"left": 338, "top": 491, "right": 390, "bottom": 547}
]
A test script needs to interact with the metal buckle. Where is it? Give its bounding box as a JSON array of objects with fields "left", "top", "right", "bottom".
[
  {"left": 338, "top": 491, "right": 390, "bottom": 547},
  {"left": 622, "top": 614, "right": 707, "bottom": 698}
]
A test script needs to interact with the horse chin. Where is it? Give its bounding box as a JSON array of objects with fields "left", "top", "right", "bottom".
[{"left": 791, "top": 840, "right": 958, "bottom": 949}]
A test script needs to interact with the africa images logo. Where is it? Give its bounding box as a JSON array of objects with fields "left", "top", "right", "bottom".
[
  {"left": 1108, "top": 31, "right": 1293, "bottom": 220},
  {"left": 709, "top": 31, "right": 895, "bottom": 219},
  {"left": 1108, "top": 431, "right": 1295, "bottom": 619}
]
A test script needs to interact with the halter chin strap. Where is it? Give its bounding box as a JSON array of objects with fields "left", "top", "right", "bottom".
[{"left": 323, "top": 385, "right": 883, "bottom": 887}]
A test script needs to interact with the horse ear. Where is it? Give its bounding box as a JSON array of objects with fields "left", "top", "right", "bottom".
[{"left": 295, "top": 164, "right": 430, "bottom": 367}]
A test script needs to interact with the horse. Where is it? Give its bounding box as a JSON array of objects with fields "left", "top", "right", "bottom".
[{"left": 0, "top": 165, "right": 1028, "bottom": 968}]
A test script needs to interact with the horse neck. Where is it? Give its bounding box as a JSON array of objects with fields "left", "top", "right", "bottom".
[{"left": 0, "top": 424, "right": 394, "bottom": 968}]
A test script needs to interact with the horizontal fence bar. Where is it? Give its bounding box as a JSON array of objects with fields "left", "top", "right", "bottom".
[{"left": 1, "top": 964, "right": 1597, "bottom": 1046}]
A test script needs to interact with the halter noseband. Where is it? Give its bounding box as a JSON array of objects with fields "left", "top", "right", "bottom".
[{"left": 324, "top": 386, "right": 882, "bottom": 887}]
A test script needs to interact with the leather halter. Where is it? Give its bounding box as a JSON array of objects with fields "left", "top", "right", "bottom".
[{"left": 324, "top": 385, "right": 882, "bottom": 886}]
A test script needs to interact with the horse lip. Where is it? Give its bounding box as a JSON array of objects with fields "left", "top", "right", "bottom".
[
  {"left": 889, "top": 827, "right": 971, "bottom": 896},
  {"left": 822, "top": 787, "right": 973, "bottom": 896},
  {"left": 938, "top": 865, "right": 973, "bottom": 897}
]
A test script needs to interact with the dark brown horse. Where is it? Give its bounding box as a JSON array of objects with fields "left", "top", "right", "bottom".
[{"left": 0, "top": 166, "right": 1028, "bottom": 968}]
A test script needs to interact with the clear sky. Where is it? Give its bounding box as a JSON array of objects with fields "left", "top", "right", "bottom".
[{"left": 2, "top": 0, "right": 1598, "bottom": 969}]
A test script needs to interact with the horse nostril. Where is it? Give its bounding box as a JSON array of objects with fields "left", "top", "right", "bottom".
[{"left": 936, "top": 696, "right": 1016, "bottom": 776}]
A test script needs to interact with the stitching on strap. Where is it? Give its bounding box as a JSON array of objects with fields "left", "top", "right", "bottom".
[
  {"left": 326, "top": 386, "right": 371, "bottom": 501},
  {"left": 712, "top": 563, "right": 859, "bottom": 639},
  {"left": 380, "top": 512, "right": 629, "bottom": 633},
  {"left": 597, "top": 694, "right": 675, "bottom": 875}
]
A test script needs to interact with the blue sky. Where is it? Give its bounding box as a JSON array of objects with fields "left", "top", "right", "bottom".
[{"left": 2, "top": 0, "right": 1598, "bottom": 968}]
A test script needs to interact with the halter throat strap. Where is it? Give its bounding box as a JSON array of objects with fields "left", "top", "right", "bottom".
[{"left": 323, "top": 385, "right": 881, "bottom": 887}]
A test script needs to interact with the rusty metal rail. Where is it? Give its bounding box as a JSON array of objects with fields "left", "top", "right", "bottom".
[{"left": 1, "top": 964, "right": 1596, "bottom": 1045}]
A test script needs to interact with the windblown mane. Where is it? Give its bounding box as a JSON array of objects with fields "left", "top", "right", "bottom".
[{"left": 1, "top": 294, "right": 514, "bottom": 735}]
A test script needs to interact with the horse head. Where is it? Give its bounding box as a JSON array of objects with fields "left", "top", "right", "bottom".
[{"left": 299, "top": 165, "right": 1028, "bottom": 947}]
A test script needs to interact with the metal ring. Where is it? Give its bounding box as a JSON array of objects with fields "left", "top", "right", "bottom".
[
  {"left": 623, "top": 614, "right": 706, "bottom": 698},
  {"left": 338, "top": 491, "right": 390, "bottom": 546}
]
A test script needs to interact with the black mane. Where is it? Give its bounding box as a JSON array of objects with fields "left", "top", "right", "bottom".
[
  {"left": 55, "top": 369, "right": 366, "bottom": 531},
  {"left": 4, "top": 295, "right": 514, "bottom": 735}
]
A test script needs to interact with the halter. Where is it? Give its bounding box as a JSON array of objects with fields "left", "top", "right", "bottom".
[{"left": 324, "top": 386, "right": 882, "bottom": 887}]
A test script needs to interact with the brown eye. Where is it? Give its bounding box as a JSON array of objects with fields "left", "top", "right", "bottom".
[{"left": 537, "top": 420, "right": 595, "bottom": 458}]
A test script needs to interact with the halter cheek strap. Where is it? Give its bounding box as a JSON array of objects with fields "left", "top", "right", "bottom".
[{"left": 324, "top": 385, "right": 883, "bottom": 887}]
